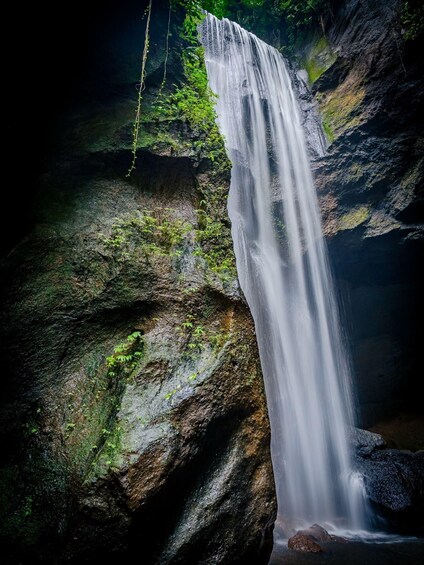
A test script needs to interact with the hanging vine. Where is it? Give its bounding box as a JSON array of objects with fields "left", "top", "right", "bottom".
[
  {"left": 127, "top": 0, "right": 153, "bottom": 177},
  {"left": 160, "top": 0, "right": 173, "bottom": 92},
  {"left": 127, "top": 0, "right": 228, "bottom": 174}
]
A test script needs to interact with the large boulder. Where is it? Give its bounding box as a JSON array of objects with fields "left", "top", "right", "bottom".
[
  {"left": 0, "top": 5, "right": 276, "bottom": 563},
  {"left": 352, "top": 429, "right": 424, "bottom": 533}
]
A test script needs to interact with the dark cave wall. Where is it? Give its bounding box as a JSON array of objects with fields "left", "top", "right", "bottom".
[
  {"left": 305, "top": 0, "right": 424, "bottom": 427},
  {"left": 1, "top": 3, "right": 276, "bottom": 563}
]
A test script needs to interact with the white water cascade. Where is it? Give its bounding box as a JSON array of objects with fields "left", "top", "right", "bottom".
[{"left": 201, "top": 15, "right": 370, "bottom": 535}]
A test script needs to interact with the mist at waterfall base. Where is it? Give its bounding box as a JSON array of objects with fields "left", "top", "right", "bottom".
[{"left": 201, "top": 14, "right": 373, "bottom": 539}]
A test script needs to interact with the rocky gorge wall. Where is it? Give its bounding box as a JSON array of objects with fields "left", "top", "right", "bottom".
[
  {"left": 0, "top": 3, "right": 276, "bottom": 563},
  {"left": 302, "top": 0, "right": 424, "bottom": 430},
  {"left": 296, "top": 0, "right": 424, "bottom": 530},
  {"left": 1, "top": 0, "right": 423, "bottom": 561}
]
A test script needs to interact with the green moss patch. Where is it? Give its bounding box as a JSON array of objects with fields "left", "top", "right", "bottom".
[
  {"left": 302, "top": 36, "right": 337, "bottom": 85},
  {"left": 338, "top": 206, "right": 371, "bottom": 230},
  {"left": 318, "top": 79, "right": 365, "bottom": 141}
]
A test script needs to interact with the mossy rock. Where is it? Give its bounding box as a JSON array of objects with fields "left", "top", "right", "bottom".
[
  {"left": 318, "top": 77, "right": 366, "bottom": 142},
  {"left": 338, "top": 205, "right": 371, "bottom": 230},
  {"left": 301, "top": 36, "right": 337, "bottom": 85}
]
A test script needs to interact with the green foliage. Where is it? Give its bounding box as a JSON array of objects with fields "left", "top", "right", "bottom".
[
  {"left": 197, "top": 0, "right": 326, "bottom": 47},
  {"left": 176, "top": 312, "right": 231, "bottom": 359},
  {"left": 101, "top": 209, "right": 192, "bottom": 262},
  {"left": 106, "top": 331, "right": 144, "bottom": 379},
  {"left": 278, "top": 0, "right": 329, "bottom": 45},
  {"left": 322, "top": 119, "right": 335, "bottom": 143},
  {"left": 124, "top": 2, "right": 235, "bottom": 286},
  {"left": 0, "top": 466, "right": 41, "bottom": 547},
  {"left": 164, "top": 48, "right": 224, "bottom": 161},
  {"left": 60, "top": 384, "right": 122, "bottom": 477},
  {"left": 24, "top": 422, "right": 39, "bottom": 436},
  {"left": 155, "top": 1, "right": 228, "bottom": 163},
  {"left": 202, "top": 0, "right": 266, "bottom": 20},
  {"left": 401, "top": 0, "right": 424, "bottom": 41},
  {"left": 164, "top": 387, "right": 180, "bottom": 400},
  {"left": 240, "top": 0, "right": 265, "bottom": 6},
  {"left": 176, "top": 0, "right": 205, "bottom": 39},
  {"left": 279, "top": 0, "right": 326, "bottom": 27},
  {"left": 125, "top": 1, "right": 230, "bottom": 163},
  {"left": 163, "top": 306, "right": 232, "bottom": 402},
  {"left": 21, "top": 407, "right": 43, "bottom": 440},
  {"left": 162, "top": 325, "right": 229, "bottom": 399},
  {"left": 90, "top": 424, "right": 123, "bottom": 472},
  {"left": 176, "top": 314, "right": 205, "bottom": 356},
  {"left": 102, "top": 204, "right": 236, "bottom": 283},
  {"left": 226, "top": 0, "right": 274, "bottom": 40},
  {"left": 202, "top": 0, "right": 229, "bottom": 18},
  {"left": 194, "top": 207, "right": 236, "bottom": 280},
  {"left": 164, "top": 47, "right": 220, "bottom": 157},
  {"left": 59, "top": 332, "right": 144, "bottom": 479}
]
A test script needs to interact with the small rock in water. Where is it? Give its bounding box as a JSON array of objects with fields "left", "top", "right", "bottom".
[
  {"left": 300, "top": 523, "right": 348, "bottom": 543},
  {"left": 302, "top": 523, "right": 334, "bottom": 542},
  {"left": 287, "top": 532, "right": 323, "bottom": 553},
  {"left": 288, "top": 523, "right": 349, "bottom": 553}
]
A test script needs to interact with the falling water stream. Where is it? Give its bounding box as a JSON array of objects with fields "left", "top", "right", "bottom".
[{"left": 201, "top": 15, "right": 370, "bottom": 536}]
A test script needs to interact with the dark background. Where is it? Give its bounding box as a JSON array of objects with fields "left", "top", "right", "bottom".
[{"left": 3, "top": 0, "right": 152, "bottom": 256}]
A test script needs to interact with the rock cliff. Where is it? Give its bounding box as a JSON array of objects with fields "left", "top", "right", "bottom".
[
  {"left": 305, "top": 0, "right": 424, "bottom": 427},
  {"left": 0, "top": 4, "right": 275, "bottom": 563}
]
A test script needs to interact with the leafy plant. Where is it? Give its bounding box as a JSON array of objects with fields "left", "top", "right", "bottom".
[
  {"left": 106, "top": 331, "right": 144, "bottom": 378},
  {"left": 176, "top": 312, "right": 231, "bottom": 358},
  {"left": 202, "top": 0, "right": 229, "bottom": 18},
  {"left": 101, "top": 209, "right": 192, "bottom": 262},
  {"left": 277, "top": 0, "right": 330, "bottom": 45},
  {"left": 155, "top": 1, "right": 228, "bottom": 163},
  {"left": 401, "top": 0, "right": 424, "bottom": 41}
]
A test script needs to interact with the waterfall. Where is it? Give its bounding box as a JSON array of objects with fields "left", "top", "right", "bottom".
[{"left": 201, "top": 15, "right": 369, "bottom": 535}]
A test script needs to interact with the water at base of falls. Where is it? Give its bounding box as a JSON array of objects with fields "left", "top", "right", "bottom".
[
  {"left": 201, "top": 14, "right": 371, "bottom": 535},
  {"left": 270, "top": 537, "right": 424, "bottom": 565}
]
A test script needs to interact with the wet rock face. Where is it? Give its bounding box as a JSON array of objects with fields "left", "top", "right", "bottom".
[
  {"left": 0, "top": 6, "right": 276, "bottom": 564},
  {"left": 350, "top": 427, "right": 386, "bottom": 456},
  {"left": 288, "top": 532, "right": 323, "bottom": 553},
  {"left": 286, "top": 524, "right": 344, "bottom": 554},
  {"left": 352, "top": 429, "right": 424, "bottom": 534},
  {"left": 362, "top": 450, "right": 424, "bottom": 517},
  {"left": 305, "top": 0, "right": 424, "bottom": 426}
]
